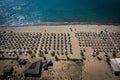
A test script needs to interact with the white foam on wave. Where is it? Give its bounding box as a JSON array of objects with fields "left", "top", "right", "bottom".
[
  {"left": 4, "top": 14, "right": 26, "bottom": 26},
  {"left": 12, "top": 6, "right": 21, "bottom": 10}
]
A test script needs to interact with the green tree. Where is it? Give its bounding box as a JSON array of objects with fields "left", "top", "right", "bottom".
[
  {"left": 65, "top": 51, "right": 68, "bottom": 56},
  {"left": 39, "top": 50, "right": 43, "bottom": 54},
  {"left": 45, "top": 51, "right": 48, "bottom": 54},
  {"left": 96, "top": 50, "right": 99, "bottom": 56},
  {"left": 112, "top": 51, "right": 116, "bottom": 58},
  {"left": 80, "top": 50, "right": 84, "bottom": 56},
  {"left": 55, "top": 56, "right": 58, "bottom": 61},
  {"left": 67, "top": 56, "right": 70, "bottom": 60},
  {"left": 51, "top": 51, "right": 55, "bottom": 56},
  {"left": 28, "top": 50, "right": 32, "bottom": 54},
  {"left": 39, "top": 50, "right": 43, "bottom": 57},
  {"left": 106, "top": 57, "right": 110, "bottom": 64}
]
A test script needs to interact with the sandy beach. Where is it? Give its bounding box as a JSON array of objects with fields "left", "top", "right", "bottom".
[
  {"left": 0, "top": 24, "right": 120, "bottom": 32},
  {"left": 0, "top": 24, "right": 120, "bottom": 80}
]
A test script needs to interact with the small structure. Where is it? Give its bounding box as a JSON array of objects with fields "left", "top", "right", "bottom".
[
  {"left": 3, "top": 66, "right": 13, "bottom": 76},
  {"left": 24, "top": 58, "right": 42, "bottom": 77},
  {"left": 43, "top": 60, "right": 53, "bottom": 70},
  {"left": 110, "top": 58, "right": 120, "bottom": 75},
  {"left": 18, "top": 59, "right": 27, "bottom": 65}
]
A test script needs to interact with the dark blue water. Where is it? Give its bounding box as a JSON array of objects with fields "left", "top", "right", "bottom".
[{"left": 0, "top": 0, "right": 120, "bottom": 26}]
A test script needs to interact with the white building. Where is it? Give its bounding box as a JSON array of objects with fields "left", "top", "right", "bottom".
[{"left": 110, "top": 58, "right": 120, "bottom": 75}]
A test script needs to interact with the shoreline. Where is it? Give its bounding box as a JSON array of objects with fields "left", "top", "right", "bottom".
[
  {"left": 0, "top": 22, "right": 120, "bottom": 27},
  {"left": 0, "top": 24, "right": 120, "bottom": 33}
]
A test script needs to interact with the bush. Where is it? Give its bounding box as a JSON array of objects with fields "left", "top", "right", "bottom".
[
  {"left": 96, "top": 50, "right": 99, "bottom": 56},
  {"left": 39, "top": 50, "right": 43, "bottom": 54},
  {"left": 106, "top": 57, "right": 110, "bottom": 64},
  {"left": 80, "top": 50, "right": 84, "bottom": 56},
  {"left": 67, "top": 56, "right": 70, "bottom": 60},
  {"left": 112, "top": 51, "right": 116, "bottom": 58},
  {"left": 51, "top": 51, "right": 55, "bottom": 56},
  {"left": 28, "top": 50, "right": 32, "bottom": 54},
  {"left": 55, "top": 56, "right": 58, "bottom": 61},
  {"left": 45, "top": 51, "right": 48, "bottom": 54},
  {"left": 65, "top": 51, "right": 68, "bottom": 56},
  {"left": 39, "top": 51, "right": 44, "bottom": 57}
]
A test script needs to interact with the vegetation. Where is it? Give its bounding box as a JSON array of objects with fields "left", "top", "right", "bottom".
[
  {"left": 28, "top": 50, "right": 32, "bottom": 54},
  {"left": 106, "top": 57, "right": 110, "bottom": 64},
  {"left": 96, "top": 50, "right": 99, "bottom": 56},
  {"left": 112, "top": 51, "right": 116, "bottom": 58},
  {"left": 39, "top": 50, "right": 43, "bottom": 54},
  {"left": 80, "top": 50, "right": 84, "bottom": 56},
  {"left": 51, "top": 51, "right": 55, "bottom": 56},
  {"left": 39, "top": 50, "right": 44, "bottom": 57},
  {"left": 43, "top": 56, "right": 46, "bottom": 60},
  {"left": 45, "top": 51, "right": 48, "bottom": 54},
  {"left": 65, "top": 51, "right": 68, "bottom": 56},
  {"left": 67, "top": 56, "right": 70, "bottom": 60},
  {"left": 55, "top": 56, "right": 58, "bottom": 61},
  {"left": 69, "top": 59, "right": 81, "bottom": 61}
]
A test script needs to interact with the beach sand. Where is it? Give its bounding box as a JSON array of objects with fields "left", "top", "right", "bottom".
[
  {"left": 0, "top": 24, "right": 120, "bottom": 80},
  {"left": 0, "top": 24, "right": 120, "bottom": 32}
]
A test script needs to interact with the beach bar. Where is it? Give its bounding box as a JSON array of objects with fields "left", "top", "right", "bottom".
[
  {"left": 24, "top": 58, "right": 42, "bottom": 77},
  {"left": 110, "top": 58, "right": 120, "bottom": 75}
]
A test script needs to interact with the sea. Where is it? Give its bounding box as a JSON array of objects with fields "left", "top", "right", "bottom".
[{"left": 0, "top": 0, "right": 120, "bottom": 26}]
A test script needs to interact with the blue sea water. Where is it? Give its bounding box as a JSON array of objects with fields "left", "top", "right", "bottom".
[{"left": 0, "top": 0, "right": 120, "bottom": 26}]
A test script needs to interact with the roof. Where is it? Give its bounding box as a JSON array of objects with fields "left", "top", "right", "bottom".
[
  {"left": 110, "top": 58, "right": 120, "bottom": 72},
  {"left": 24, "top": 58, "right": 42, "bottom": 74},
  {"left": 18, "top": 59, "right": 27, "bottom": 64}
]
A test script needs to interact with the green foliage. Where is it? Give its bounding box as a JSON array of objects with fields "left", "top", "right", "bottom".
[
  {"left": 39, "top": 50, "right": 43, "bottom": 57},
  {"left": 69, "top": 59, "right": 80, "bottom": 61},
  {"left": 80, "top": 50, "right": 84, "bottom": 56},
  {"left": 65, "top": 51, "right": 68, "bottom": 56},
  {"left": 28, "top": 50, "right": 32, "bottom": 54},
  {"left": 51, "top": 51, "right": 55, "bottom": 56},
  {"left": 96, "top": 50, "right": 99, "bottom": 56},
  {"left": 112, "top": 51, "right": 116, "bottom": 58},
  {"left": 39, "top": 50, "right": 43, "bottom": 54},
  {"left": 45, "top": 51, "right": 48, "bottom": 54},
  {"left": 67, "top": 56, "right": 70, "bottom": 60},
  {"left": 55, "top": 56, "right": 58, "bottom": 61},
  {"left": 106, "top": 57, "right": 110, "bottom": 64}
]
